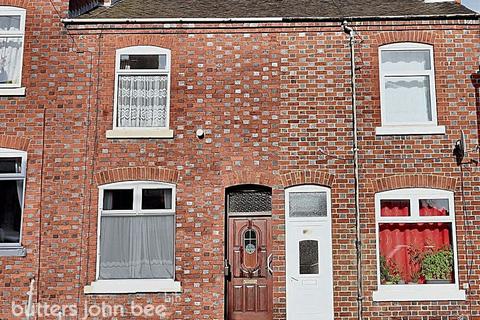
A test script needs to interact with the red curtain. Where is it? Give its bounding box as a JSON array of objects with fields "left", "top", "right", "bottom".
[
  {"left": 419, "top": 203, "right": 448, "bottom": 216},
  {"left": 379, "top": 204, "right": 452, "bottom": 283}
]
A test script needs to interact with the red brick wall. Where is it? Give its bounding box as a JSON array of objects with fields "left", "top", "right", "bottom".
[
  {"left": 1, "top": 6, "right": 479, "bottom": 319},
  {"left": 0, "top": 0, "right": 74, "bottom": 317}
]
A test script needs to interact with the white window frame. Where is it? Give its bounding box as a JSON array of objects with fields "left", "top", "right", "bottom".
[
  {"left": 0, "top": 6, "right": 26, "bottom": 96},
  {"left": 106, "top": 46, "right": 173, "bottom": 139},
  {"left": 373, "top": 188, "right": 465, "bottom": 301},
  {"left": 85, "top": 181, "right": 181, "bottom": 294},
  {"left": 0, "top": 148, "right": 27, "bottom": 256},
  {"left": 376, "top": 42, "right": 445, "bottom": 136}
]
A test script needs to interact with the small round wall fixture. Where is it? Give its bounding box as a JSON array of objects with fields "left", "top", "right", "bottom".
[{"left": 196, "top": 128, "right": 205, "bottom": 139}]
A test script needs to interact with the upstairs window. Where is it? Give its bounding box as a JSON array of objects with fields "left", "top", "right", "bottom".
[
  {"left": 377, "top": 43, "right": 444, "bottom": 135},
  {"left": 112, "top": 46, "right": 171, "bottom": 133},
  {"left": 0, "top": 7, "right": 26, "bottom": 93},
  {"left": 0, "top": 148, "right": 26, "bottom": 247}
]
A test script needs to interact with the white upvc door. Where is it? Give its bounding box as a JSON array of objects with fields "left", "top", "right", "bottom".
[{"left": 285, "top": 185, "right": 334, "bottom": 320}]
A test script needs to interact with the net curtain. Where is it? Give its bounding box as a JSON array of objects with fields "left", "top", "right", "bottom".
[
  {"left": 117, "top": 75, "right": 168, "bottom": 128},
  {"left": 99, "top": 215, "right": 174, "bottom": 279},
  {"left": 0, "top": 37, "right": 22, "bottom": 85}
]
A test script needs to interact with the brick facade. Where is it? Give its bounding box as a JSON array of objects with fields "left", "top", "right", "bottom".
[{"left": 0, "top": 1, "right": 479, "bottom": 319}]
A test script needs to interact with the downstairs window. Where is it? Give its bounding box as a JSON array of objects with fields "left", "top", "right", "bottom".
[
  {"left": 373, "top": 188, "right": 464, "bottom": 301},
  {"left": 0, "top": 148, "right": 26, "bottom": 255}
]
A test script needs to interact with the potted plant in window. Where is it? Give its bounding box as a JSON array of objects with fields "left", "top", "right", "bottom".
[
  {"left": 421, "top": 246, "right": 454, "bottom": 284},
  {"left": 380, "top": 255, "right": 402, "bottom": 285},
  {"left": 407, "top": 244, "right": 424, "bottom": 284}
]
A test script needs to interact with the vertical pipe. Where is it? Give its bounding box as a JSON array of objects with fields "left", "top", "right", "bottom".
[
  {"left": 342, "top": 21, "right": 363, "bottom": 320},
  {"left": 26, "top": 278, "right": 35, "bottom": 320}
]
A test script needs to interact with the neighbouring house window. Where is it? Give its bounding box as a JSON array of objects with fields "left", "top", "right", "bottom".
[
  {"left": 98, "top": 181, "right": 175, "bottom": 280},
  {"left": 373, "top": 188, "right": 463, "bottom": 301},
  {"left": 0, "top": 148, "right": 26, "bottom": 246},
  {"left": 377, "top": 43, "right": 443, "bottom": 135},
  {"left": 0, "top": 7, "right": 25, "bottom": 89},
  {"left": 114, "top": 46, "right": 171, "bottom": 129}
]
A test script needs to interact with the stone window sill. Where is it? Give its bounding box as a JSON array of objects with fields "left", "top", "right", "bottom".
[
  {"left": 373, "top": 284, "right": 465, "bottom": 302},
  {"left": 0, "top": 87, "right": 26, "bottom": 96},
  {"left": 106, "top": 128, "right": 174, "bottom": 139},
  {"left": 0, "top": 246, "right": 27, "bottom": 257},
  {"left": 375, "top": 125, "right": 446, "bottom": 136},
  {"left": 84, "top": 279, "right": 182, "bottom": 294}
]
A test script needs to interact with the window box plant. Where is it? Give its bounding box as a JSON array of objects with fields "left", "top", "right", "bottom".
[
  {"left": 380, "top": 255, "right": 402, "bottom": 285},
  {"left": 407, "top": 244, "right": 424, "bottom": 284},
  {"left": 421, "top": 246, "right": 454, "bottom": 284}
]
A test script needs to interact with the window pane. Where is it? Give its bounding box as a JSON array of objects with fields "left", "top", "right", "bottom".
[
  {"left": 0, "top": 157, "right": 21, "bottom": 174},
  {"left": 0, "top": 37, "right": 23, "bottom": 85},
  {"left": 117, "top": 75, "right": 168, "bottom": 128},
  {"left": 120, "top": 54, "right": 167, "bottom": 70},
  {"left": 0, "top": 16, "right": 21, "bottom": 31},
  {"left": 228, "top": 190, "right": 272, "bottom": 213},
  {"left": 244, "top": 229, "right": 257, "bottom": 254},
  {"left": 99, "top": 215, "right": 174, "bottom": 279},
  {"left": 420, "top": 199, "right": 449, "bottom": 216},
  {"left": 383, "top": 76, "right": 432, "bottom": 124},
  {"left": 379, "top": 222, "right": 454, "bottom": 285},
  {"left": 103, "top": 189, "right": 133, "bottom": 210},
  {"left": 289, "top": 192, "right": 327, "bottom": 218},
  {"left": 0, "top": 180, "right": 23, "bottom": 243},
  {"left": 381, "top": 50, "right": 431, "bottom": 72},
  {"left": 299, "top": 240, "right": 319, "bottom": 275},
  {"left": 142, "top": 188, "right": 172, "bottom": 210},
  {"left": 380, "top": 199, "right": 410, "bottom": 217}
]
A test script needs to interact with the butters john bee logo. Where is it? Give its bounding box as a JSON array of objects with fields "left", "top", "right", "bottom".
[{"left": 12, "top": 298, "right": 179, "bottom": 319}]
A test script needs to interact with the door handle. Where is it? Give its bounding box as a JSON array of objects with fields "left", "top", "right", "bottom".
[
  {"left": 224, "top": 259, "right": 231, "bottom": 278},
  {"left": 291, "top": 277, "right": 299, "bottom": 282},
  {"left": 267, "top": 253, "right": 274, "bottom": 275}
]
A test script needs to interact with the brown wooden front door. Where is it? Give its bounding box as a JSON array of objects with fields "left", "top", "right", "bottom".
[{"left": 227, "top": 217, "right": 272, "bottom": 320}]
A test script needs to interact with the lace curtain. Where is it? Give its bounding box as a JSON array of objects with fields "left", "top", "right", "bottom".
[
  {"left": 99, "top": 215, "right": 174, "bottom": 279},
  {"left": 0, "top": 37, "right": 23, "bottom": 85},
  {"left": 117, "top": 75, "right": 168, "bottom": 128}
]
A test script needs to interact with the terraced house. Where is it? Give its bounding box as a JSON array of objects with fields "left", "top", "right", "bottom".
[{"left": 0, "top": 0, "right": 479, "bottom": 318}]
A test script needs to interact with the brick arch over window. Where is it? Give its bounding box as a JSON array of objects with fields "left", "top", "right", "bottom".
[
  {"left": 372, "top": 174, "right": 457, "bottom": 193},
  {"left": 0, "top": 135, "right": 30, "bottom": 151},
  {"left": 222, "top": 170, "right": 278, "bottom": 188},
  {"left": 1, "top": 1, "right": 27, "bottom": 8},
  {"left": 114, "top": 37, "right": 174, "bottom": 51},
  {"left": 372, "top": 31, "right": 437, "bottom": 47},
  {"left": 280, "top": 170, "right": 335, "bottom": 188},
  {"left": 95, "top": 167, "right": 180, "bottom": 186}
]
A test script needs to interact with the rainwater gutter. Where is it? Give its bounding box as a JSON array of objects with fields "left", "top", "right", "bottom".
[{"left": 61, "top": 13, "right": 479, "bottom": 24}]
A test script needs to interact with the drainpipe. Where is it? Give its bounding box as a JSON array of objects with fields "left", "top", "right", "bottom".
[
  {"left": 25, "top": 278, "right": 35, "bottom": 320},
  {"left": 342, "top": 21, "right": 363, "bottom": 320}
]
